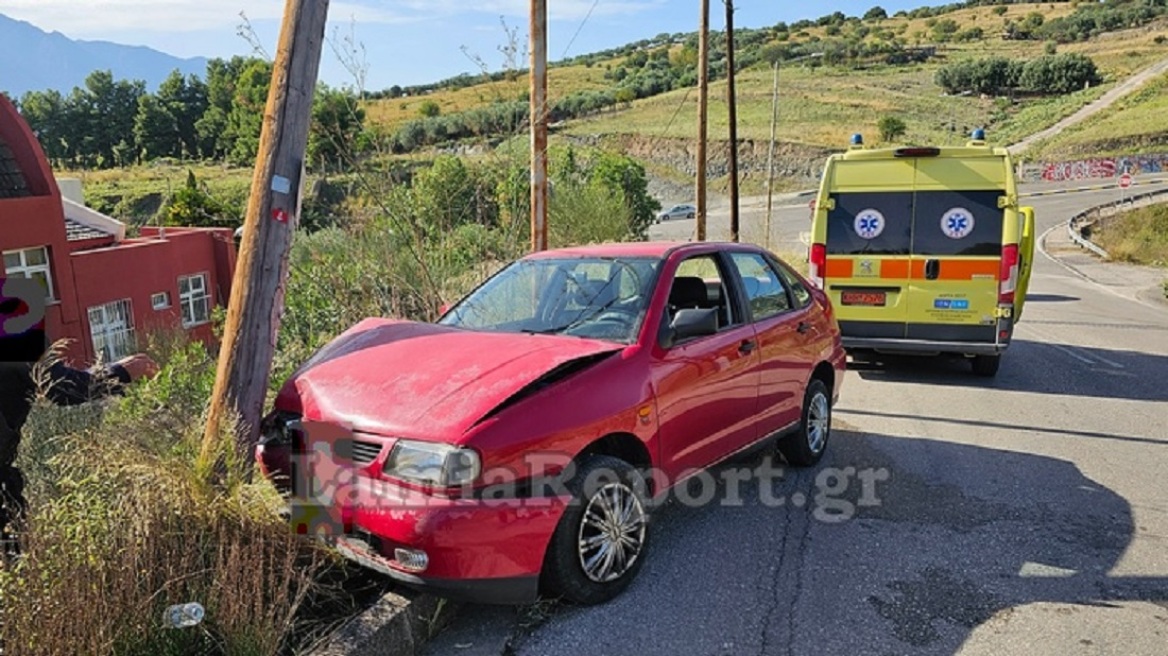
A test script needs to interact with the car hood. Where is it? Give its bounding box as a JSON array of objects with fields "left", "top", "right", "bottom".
[{"left": 276, "top": 318, "right": 624, "bottom": 441}]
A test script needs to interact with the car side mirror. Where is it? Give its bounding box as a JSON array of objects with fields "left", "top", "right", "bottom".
[{"left": 666, "top": 308, "right": 718, "bottom": 346}]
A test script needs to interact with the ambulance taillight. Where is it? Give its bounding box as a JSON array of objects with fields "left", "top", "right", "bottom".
[
  {"left": 999, "top": 244, "right": 1019, "bottom": 305},
  {"left": 809, "top": 244, "right": 827, "bottom": 290}
]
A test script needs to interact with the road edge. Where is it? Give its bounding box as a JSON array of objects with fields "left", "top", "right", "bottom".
[
  {"left": 1037, "top": 195, "right": 1168, "bottom": 312},
  {"left": 306, "top": 589, "right": 460, "bottom": 656}
]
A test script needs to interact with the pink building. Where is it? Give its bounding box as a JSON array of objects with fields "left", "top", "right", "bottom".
[{"left": 1, "top": 93, "right": 237, "bottom": 367}]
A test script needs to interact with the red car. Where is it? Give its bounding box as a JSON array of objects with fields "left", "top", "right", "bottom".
[{"left": 257, "top": 241, "right": 846, "bottom": 606}]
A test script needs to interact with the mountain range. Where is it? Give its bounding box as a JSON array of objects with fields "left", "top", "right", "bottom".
[{"left": 0, "top": 12, "right": 208, "bottom": 99}]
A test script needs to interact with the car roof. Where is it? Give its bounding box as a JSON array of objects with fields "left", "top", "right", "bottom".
[{"left": 522, "top": 241, "right": 764, "bottom": 260}]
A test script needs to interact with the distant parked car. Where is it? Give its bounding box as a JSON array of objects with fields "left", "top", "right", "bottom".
[
  {"left": 257, "top": 241, "right": 846, "bottom": 606},
  {"left": 657, "top": 204, "right": 696, "bottom": 223}
]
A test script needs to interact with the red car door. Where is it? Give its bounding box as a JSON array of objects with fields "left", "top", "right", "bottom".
[
  {"left": 650, "top": 252, "right": 763, "bottom": 482},
  {"left": 726, "top": 251, "right": 820, "bottom": 440}
]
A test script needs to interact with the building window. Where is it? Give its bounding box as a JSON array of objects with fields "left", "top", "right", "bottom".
[
  {"left": 2, "top": 246, "right": 55, "bottom": 301},
  {"left": 152, "top": 292, "right": 171, "bottom": 310},
  {"left": 179, "top": 273, "right": 211, "bottom": 328},
  {"left": 88, "top": 299, "right": 135, "bottom": 362}
]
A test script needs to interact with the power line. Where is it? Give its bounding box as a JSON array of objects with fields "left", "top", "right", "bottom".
[{"left": 561, "top": 0, "right": 602, "bottom": 60}]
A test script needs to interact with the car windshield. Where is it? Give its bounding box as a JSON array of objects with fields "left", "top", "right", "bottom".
[{"left": 438, "top": 256, "right": 663, "bottom": 343}]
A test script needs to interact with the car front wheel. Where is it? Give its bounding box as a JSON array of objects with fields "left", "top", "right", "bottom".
[
  {"left": 541, "top": 455, "right": 650, "bottom": 605},
  {"left": 778, "top": 378, "right": 832, "bottom": 467}
]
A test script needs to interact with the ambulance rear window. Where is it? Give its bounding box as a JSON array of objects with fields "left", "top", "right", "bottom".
[
  {"left": 825, "top": 192, "right": 913, "bottom": 255},
  {"left": 911, "top": 190, "right": 1003, "bottom": 256}
]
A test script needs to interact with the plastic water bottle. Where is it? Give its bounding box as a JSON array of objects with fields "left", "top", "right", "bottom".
[{"left": 163, "top": 602, "right": 205, "bottom": 629}]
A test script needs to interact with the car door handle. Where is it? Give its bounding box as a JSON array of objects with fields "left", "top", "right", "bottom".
[
  {"left": 925, "top": 259, "right": 940, "bottom": 281},
  {"left": 739, "top": 340, "right": 756, "bottom": 354},
  {"left": 797, "top": 321, "right": 811, "bottom": 334}
]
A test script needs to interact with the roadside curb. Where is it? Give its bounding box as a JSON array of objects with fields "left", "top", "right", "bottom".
[{"left": 307, "top": 589, "right": 460, "bottom": 656}]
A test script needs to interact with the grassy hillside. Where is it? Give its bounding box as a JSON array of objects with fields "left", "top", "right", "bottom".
[
  {"left": 361, "top": 2, "right": 1168, "bottom": 165},
  {"left": 66, "top": 2, "right": 1168, "bottom": 218},
  {"left": 1024, "top": 69, "right": 1168, "bottom": 159}
]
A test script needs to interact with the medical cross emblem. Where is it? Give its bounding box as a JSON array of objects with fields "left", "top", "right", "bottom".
[
  {"left": 942, "top": 208, "right": 975, "bottom": 239},
  {"left": 854, "top": 209, "right": 885, "bottom": 240}
]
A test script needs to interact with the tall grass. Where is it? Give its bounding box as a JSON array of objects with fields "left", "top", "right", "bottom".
[
  {"left": 1093, "top": 202, "right": 1168, "bottom": 267},
  {"left": 0, "top": 335, "right": 349, "bottom": 656}
]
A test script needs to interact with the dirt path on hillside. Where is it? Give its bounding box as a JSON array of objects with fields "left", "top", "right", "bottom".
[{"left": 1007, "top": 55, "right": 1168, "bottom": 156}]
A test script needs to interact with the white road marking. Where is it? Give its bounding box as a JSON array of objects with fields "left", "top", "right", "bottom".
[{"left": 1022, "top": 324, "right": 1125, "bottom": 369}]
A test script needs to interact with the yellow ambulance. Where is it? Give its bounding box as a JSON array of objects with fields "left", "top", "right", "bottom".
[{"left": 807, "top": 130, "right": 1035, "bottom": 377}]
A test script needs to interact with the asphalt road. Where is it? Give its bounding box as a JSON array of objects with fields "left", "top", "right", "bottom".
[{"left": 422, "top": 182, "right": 1168, "bottom": 656}]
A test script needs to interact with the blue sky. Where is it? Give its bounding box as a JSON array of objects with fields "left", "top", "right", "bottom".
[{"left": 0, "top": 1, "right": 937, "bottom": 92}]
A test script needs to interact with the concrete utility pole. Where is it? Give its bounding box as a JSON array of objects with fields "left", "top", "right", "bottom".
[
  {"left": 530, "top": 0, "right": 549, "bottom": 252},
  {"left": 202, "top": 0, "right": 330, "bottom": 471},
  {"left": 695, "top": 0, "right": 709, "bottom": 242},
  {"left": 725, "top": 0, "right": 740, "bottom": 242}
]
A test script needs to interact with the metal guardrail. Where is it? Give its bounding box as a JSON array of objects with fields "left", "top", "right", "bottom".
[
  {"left": 1066, "top": 187, "right": 1168, "bottom": 259},
  {"left": 1022, "top": 177, "right": 1168, "bottom": 198}
]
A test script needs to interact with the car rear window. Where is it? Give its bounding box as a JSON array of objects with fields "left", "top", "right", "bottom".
[
  {"left": 826, "top": 192, "right": 913, "bottom": 255},
  {"left": 911, "top": 190, "right": 1004, "bottom": 256}
]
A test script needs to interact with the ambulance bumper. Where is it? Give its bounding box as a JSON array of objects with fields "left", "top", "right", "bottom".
[{"left": 842, "top": 337, "right": 1007, "bottom": 357}]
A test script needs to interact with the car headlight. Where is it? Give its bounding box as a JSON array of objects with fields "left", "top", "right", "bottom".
[{"left": 383, "top": 440, "right": 481, "bottom": 487}]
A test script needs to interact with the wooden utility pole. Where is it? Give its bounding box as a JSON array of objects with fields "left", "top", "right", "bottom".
[
  {"left": 764, "top": 59, "right": 779, "bottom": 251},
  {"left": 725, "top": 0, "right": 740, "bottom": 242},
  {"left": 202, "top": 0, "right": 330, "bottom": 470},
  {"left": 695, "top": 0, "right": 709, "bottom": 242},
  {"left": 530, "top": 0, "right": 549, "bottom": 252}
]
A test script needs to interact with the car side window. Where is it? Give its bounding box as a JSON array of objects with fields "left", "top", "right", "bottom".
[
  {"left": 668, "top": 255, "right": 740, "bottom": 331},
  {"left": 770, "top": 257, "right": 812, "bottom": 309},
  {"left": 728, "top": 252, "right": 792, "bottom": 321}
]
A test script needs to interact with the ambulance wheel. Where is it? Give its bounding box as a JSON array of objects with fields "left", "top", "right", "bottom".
[{"left": 971, "top": 354, "right": 1001, "bottom": 377}]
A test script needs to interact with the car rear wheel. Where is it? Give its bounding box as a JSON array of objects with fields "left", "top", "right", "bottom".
[
  {"left": 686, "top": 212, "right": 695, "bottom": 219},
  {"left": 541, "top": 455, "right": 650, "bottom": 605},
  {"left": 778, "top": 378, "right": 831, "bottom": 467},
  {"left": 971, "top": 354, "right": 1001, "bottom": 377}
]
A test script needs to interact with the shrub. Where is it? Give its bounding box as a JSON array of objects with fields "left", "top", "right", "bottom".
[
  {"left": 1019, "top": 53, "right": 1102, "bottom": 95},
  {"left": 878, "top": 115, "right": 908, "bottom": 143}
]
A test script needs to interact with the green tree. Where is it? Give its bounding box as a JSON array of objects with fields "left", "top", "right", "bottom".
[
  {"left": 155, "top": 70, "right": 209, "bottom": 159},
  {"left": 864, "top": 6, "right": 888, "bottom": 21},
  {"left": 418, "top": 100, "right": 441, "bottom": 118},
  {"left": 224, "top": 59, "right": 273, "bottom": 166},
  {"left": 878, "top": 115, "right": 907, "bottom": 143},
  {"left": 308, "top": 85, "right": 366, "bottom": 171},
  {"left": 931, "top": 18, "right": 960, "bottom": 42},
  {"left": 1019, "top": 53, "right": 1101, "bottom": 94},
  {"left": 17, "top": 90, "right": 70, "bottom": 167},
  {"left": 586, "top": 152, "right": 660, "bottom": 240},
  {"left": 133, "top": 94, "right": 178, "bottom": 161},
  {"left": 196, "top": 56, "right": 256, "bottom": 159},
  {"left": 66, "top": 71, "right": 145, "bottom": 168}
]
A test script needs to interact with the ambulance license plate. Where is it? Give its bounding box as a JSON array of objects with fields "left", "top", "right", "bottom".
[{"left": 841, "top": 291, "right": 886, "bottom": 307}]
